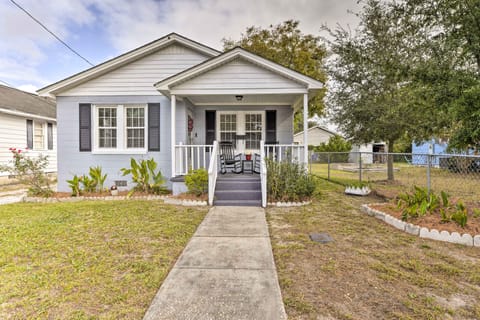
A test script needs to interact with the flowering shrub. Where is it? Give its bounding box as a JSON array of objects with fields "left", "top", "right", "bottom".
[{"left": 0, "top": 148, "right": 53, "bottom": 197}]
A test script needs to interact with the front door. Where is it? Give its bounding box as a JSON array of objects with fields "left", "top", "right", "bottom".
[{"left": 217, "top": 111, "right": 264, "bottom": 154}]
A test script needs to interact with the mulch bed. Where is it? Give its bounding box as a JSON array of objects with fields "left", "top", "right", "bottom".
[{"left": 369, "top": 202, "right": 480, "bottom": 235}]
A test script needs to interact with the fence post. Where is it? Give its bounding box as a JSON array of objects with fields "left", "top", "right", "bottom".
[
  {"left": 359, "top": 152, "right": 362, "bottom": 182},
  {"left": 327, "top": 153, "right": 331, "bottom": 181},
  {"left": 427, "top": 154, "right": 432, "bottom": 196}
]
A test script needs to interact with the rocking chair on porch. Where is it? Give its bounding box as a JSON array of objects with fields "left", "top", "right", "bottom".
[{"left": 219, "top": 141, "right": 242, "bottom": 174}]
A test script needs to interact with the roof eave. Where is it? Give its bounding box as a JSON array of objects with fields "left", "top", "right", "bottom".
[
  {"left": 155, "top": 47, "right": 324, "bottom": 93},
  {"left": 38, "top": 33, "right": 220, "bottom": 96}
]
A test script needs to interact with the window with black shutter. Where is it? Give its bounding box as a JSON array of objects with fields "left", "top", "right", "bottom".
[
  {"left": 148, "top": 103, "right": 160, "bottom": 151},
  {"left": 79, "top": 103, "right": 92, "bottom": 151}
]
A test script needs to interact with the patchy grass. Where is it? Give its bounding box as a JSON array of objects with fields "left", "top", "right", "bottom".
[
  {"left": 267, "top": 179, "right": 480, "bottom": 319},
  {"left": 310, "top": 162, "right": 480, "bottom": 202},
  {"left": 0, "top": 201, "right": 208, "bottom": 319}
]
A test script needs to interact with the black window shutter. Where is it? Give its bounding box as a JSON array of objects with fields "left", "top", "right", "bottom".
[
  {"left": 26, "top": 120, "right": 33, "bottom": 149},
  {"left": 148, "top": 103, "right": 160, "bottom": 151},
  {"left": 266, "top": 110, "right": 277, "bottom": 143},
  {"left": 79, "top": 104, "right": 91, "bottom": 151},
  {"left": 205, "top": 110, "right": 216, "bottom": 145},
  {"left": 47, "top": 123, "right": 53, "bottom": 150}
]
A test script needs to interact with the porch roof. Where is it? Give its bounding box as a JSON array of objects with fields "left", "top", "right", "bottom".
[{"left": 154, "top": 47, "right": 324, "bottom": 109}]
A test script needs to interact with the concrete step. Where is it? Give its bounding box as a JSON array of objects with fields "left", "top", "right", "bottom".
[
  {"left": 214, "top": 189, "right": 262, "bottom": 201},
  {"left": 213, "top": 199, "right": 262, "bottom": 207}
]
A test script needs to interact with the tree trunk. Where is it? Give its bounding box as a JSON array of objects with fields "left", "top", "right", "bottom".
[{"left": 386, "top": 141, "right": 395, "bottom": 181}]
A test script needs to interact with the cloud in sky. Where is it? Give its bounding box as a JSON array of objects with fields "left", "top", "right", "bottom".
[{"left": 0, "top": 0, "right": 361, "bottom": 91}]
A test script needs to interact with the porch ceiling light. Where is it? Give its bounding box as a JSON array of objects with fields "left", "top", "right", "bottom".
[{"left": 235, "top": 95, "right": 243, "bottom": 101}]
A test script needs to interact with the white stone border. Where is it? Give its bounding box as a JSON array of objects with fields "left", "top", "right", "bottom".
[
  {"left": 22, "top": 195, "right": 208, "bottom": 206},
  {"left": 361, "top": 204, "right": 480, "bottom": 247},
  {"left": 268, "top": 201, "right": 311, "bottom": 207}
]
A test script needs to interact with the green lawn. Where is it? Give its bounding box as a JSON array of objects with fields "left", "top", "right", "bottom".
[
  {"left": 0, "top": 200, "right": 208, "bottom": 319},
  {"left": 268, "top": 179, "right": 480, "bottom": 319}
]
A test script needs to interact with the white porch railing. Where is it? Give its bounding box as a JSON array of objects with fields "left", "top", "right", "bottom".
[
  {"left": 264, "top": 144, "right": 306, "bottom": 165},
  {"left": 174, "top": 143, "right": 214, "bottom": 176},
  {"left": 207, "top": 141, "right": 219, "bottom": 205},
  {"left": 260, "top": 141, "right": 267, "bottom": 208}
]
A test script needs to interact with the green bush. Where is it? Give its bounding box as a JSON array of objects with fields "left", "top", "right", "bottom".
[
  {"left": 266, "top": 159, "right": 315, "bottom": 202},
  {"left": 397, "top": 187, "right": 469, "bottom": 228},
  {"left": 0, "top": 148, "right": 52, "bottom": 197},
  {"left": 185, "top": 168, "right": 208, "bottom": 196},
  {"left": 312, "top": 135, "right": 351, "bottom": 162},
  {"left": 121, "top": 158, "right": 168, "bottom": 194}
]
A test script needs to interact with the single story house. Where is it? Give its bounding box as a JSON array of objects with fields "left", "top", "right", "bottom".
[
  {"left": 38, "top": 33, "right": 323, "bottom": 205},
  {"left": 293, "top": 125, "right": 338, "bottom": 145},
  {"left": 0, "top": 85, "right": 57, "bottom": 179},
  {"left": 411, "top": 139, "right": 448, "bottom": 166}
]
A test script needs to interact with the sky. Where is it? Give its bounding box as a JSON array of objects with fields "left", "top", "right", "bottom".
[{"left": 0, "top": 0, "right": 361, "bottom": 94}]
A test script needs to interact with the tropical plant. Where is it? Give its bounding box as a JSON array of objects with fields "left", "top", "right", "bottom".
[
  {"left": 0, "top": 148, "right": 52, "bottom": 197},
  {"left": 185, "top": 168, "right": 208, "bottom": 196},
  {"left": 120, "top": 158, "right": 168, "bottom": 194},
  {"left": 67, "top": 174, "right": 81, "bottom": 196},
  {"left": 398, "top": 187, "right": 469, "bottom": 227},
  {"left": 89, "top": 166, "right": 107, "bottom": 192},
  {"left": 80, "top": 175, "right": 96, "bottom": 193}
]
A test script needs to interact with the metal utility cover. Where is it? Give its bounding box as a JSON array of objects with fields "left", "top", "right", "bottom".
[{"left": 309, "top": 232, "right": 333, "bottom": 243}]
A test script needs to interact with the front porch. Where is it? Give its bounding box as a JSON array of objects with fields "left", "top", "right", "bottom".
[
  {"left": 154, "top": 47, "right": 323, "bottom": 206},
  {"left": 172, "top": 141, "right": 307, "bottom": 207}
]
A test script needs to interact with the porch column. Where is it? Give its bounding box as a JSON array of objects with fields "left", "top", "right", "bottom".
[
  {"left": 171, "top": 94, "right": 176, "bottom": 178},
  {"left": 303, "top": 93, "right": 308, "bottom": 166}
]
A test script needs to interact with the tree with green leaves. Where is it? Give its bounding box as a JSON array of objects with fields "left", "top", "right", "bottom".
[
  {"left": 223, "top": 20, "right": 327, "bottom": 132},
  {"left": 404, "top": 0, "right": 480, "bottom": 152},
  {"left": 325, "top": 0, "right": 436, "bottom": 180}
]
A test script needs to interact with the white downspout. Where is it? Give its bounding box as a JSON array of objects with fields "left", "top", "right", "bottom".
[
  {"left": 303, "top": 93, "right": 308, "bottom": 166},
  {"left": 171, "top": 94, "right": 176, "bottom": 178}
]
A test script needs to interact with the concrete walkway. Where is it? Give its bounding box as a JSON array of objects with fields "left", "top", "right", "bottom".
[{"left": 143, "top": 206, "right": 287, "bottom": 320}]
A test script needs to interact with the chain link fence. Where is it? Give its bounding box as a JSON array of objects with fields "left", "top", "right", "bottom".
[{"left": 310, "top": 152, "right": 480, "bottom": 202}]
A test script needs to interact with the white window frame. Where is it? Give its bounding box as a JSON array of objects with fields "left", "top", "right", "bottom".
[
  {"left": 33, "top": 120, "right": 47, "bottom": 151},
  {"left": 216, "top": 111, "right": 264, "bottom": 153},
  {"left": 92, "top": 104, "right": 148, "bottom": 154}
]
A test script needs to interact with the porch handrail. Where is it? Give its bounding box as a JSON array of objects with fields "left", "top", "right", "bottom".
[
  {"left": 207, "top": 141, "right": 219, "bottom": 205},
  {"left": 174, "top": 144, "right": 213, "bottom": 176},
  {"left": 260, "top": 140, "right": 267, "bottom": 208}
]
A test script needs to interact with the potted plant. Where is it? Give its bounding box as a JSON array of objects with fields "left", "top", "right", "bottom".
[
  {"left": 245, "top": 153, "right": 252, "bottom": 161},
  {"left": 110, "top": 185, "right": 118, "bottom": 196},
  {"left": 345, "top": 181, "right": 371, "bottom": 196}
]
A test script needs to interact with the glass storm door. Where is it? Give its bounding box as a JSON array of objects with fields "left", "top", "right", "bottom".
[{"left": 217, "top": 112, "right": 263, "bottom": 153}]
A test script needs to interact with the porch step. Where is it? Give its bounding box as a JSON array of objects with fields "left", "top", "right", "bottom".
[
  {"left": 214, "top": 190, "right": 262, "bottom": 201},
  {"left": 213, "top": 174, "right": 262, "bottom": 206}
]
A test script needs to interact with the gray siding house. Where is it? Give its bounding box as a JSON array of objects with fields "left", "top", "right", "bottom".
[{"left": 38, "top": 33, "right": 323, "bottom": 205}]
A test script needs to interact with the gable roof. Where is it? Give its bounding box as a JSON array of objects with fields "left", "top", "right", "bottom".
[
  {"left": 0, "top": 85, "right": 56, "bottom": 120},
  {"left": 38, "top": 33, "right": 220, "bottom": 96},
  {"left": 155, "top": 47, "right": 324, "bottom": 95},
  {"left": 294, "top": 125, "right": 340, "bottom": 137}
]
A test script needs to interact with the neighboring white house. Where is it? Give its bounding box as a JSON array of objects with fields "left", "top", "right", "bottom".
[
  {"left": 0, "top": 85, "right": 57, "bottom": 178},
  {"left": 293, "top": 125, "right": 338, "bottom": 145},
  {"left": 38, "top": 33, "right": 323, "bottom": 197}
]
